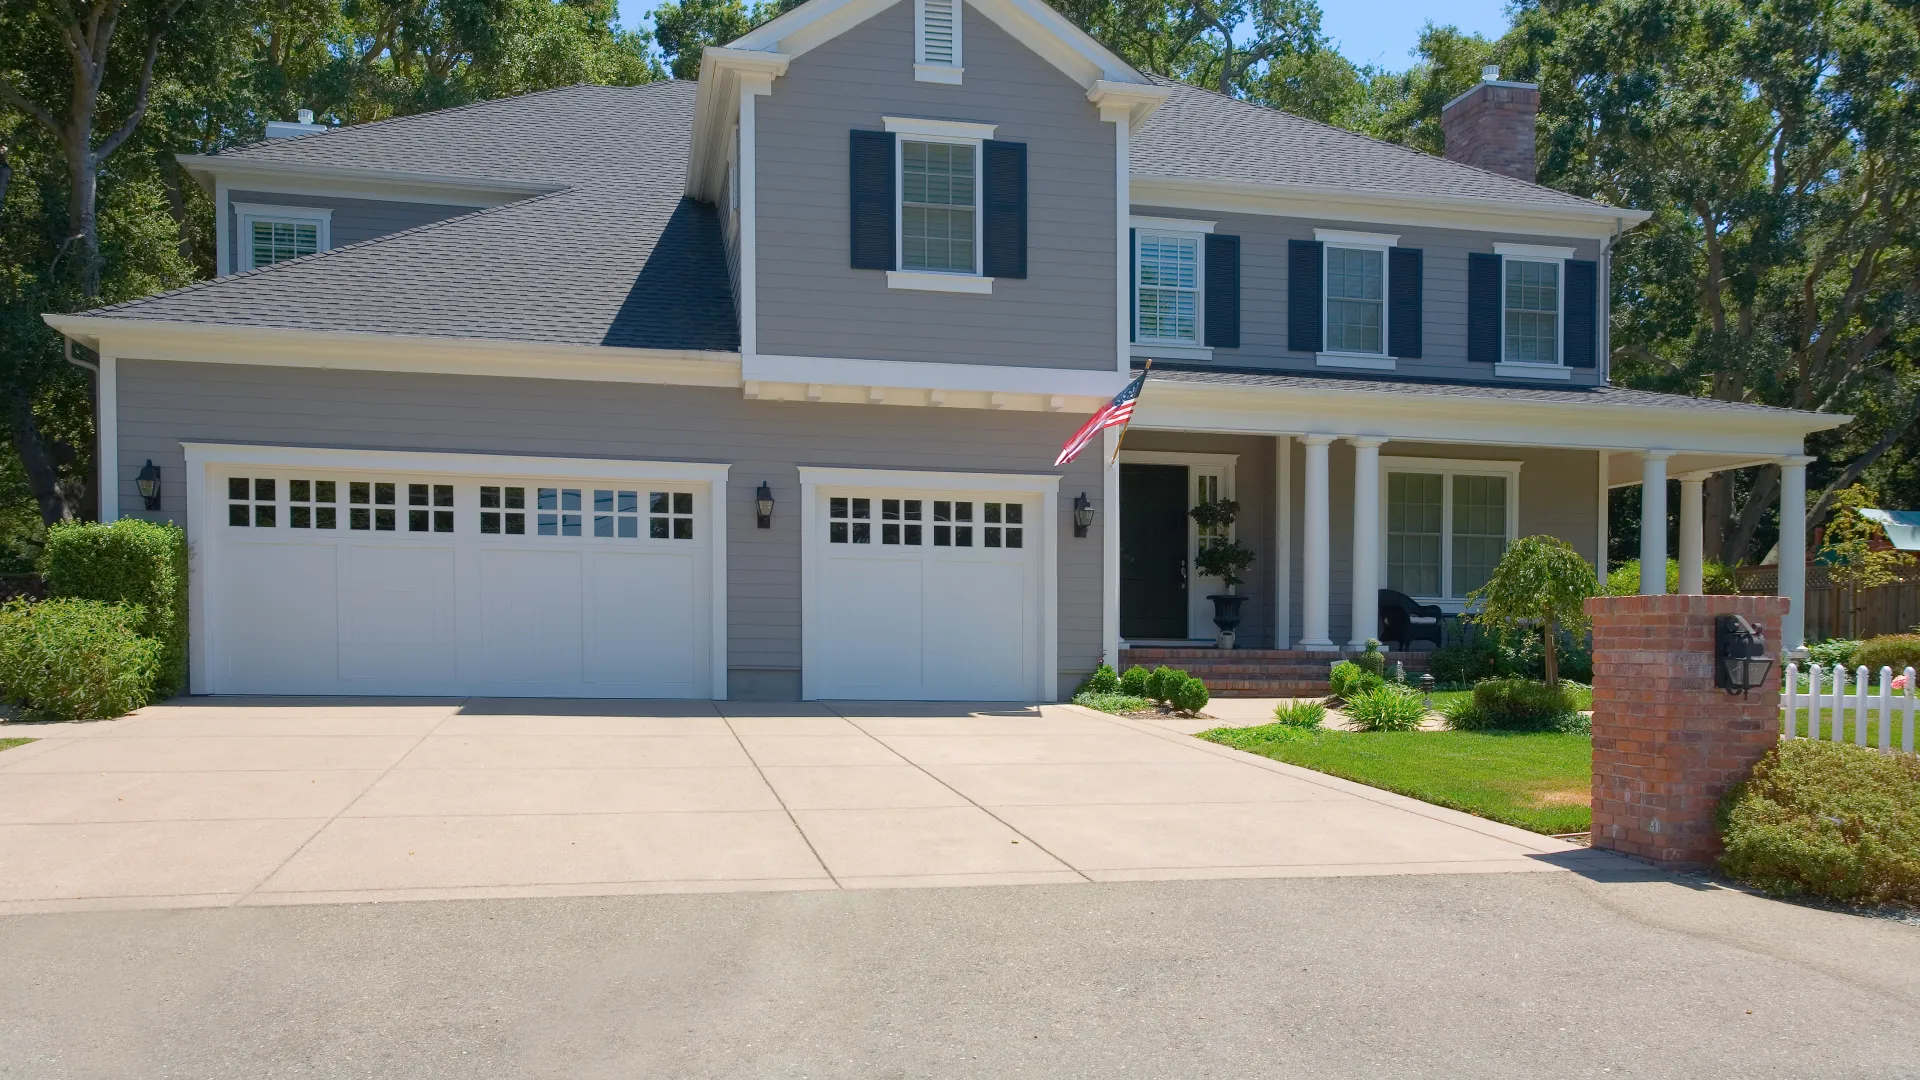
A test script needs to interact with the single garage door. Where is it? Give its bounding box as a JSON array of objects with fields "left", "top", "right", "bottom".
[
  {"left": 192, "top": 447, "right": 726, "bottom": 698},
  {"left": 802, "top": 469, "right": 1056, "bottom": 700}
]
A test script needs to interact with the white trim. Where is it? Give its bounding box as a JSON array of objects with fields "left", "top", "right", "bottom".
[
  {"left": 1087, "top": 80, "right": 1172, "bottom": 129},
  {"left": 738, "top": 84, "right": 762, "bottom": 362},
  {"left": 179, "top": 154, "right": 560, "bottom": 206},
  {"left": 1275, "top": 435, "right": 1291, "bottom": 649},
  {"left": 883, "top": 116, "right": 996, "bottom": 140},
  {"left": 1493, "top": 242, "right": 1576, "bottom": 260},
  {"left": 1499, "top": 252, "right": 1566, "bottom": 368},
  {"left": 98, "top": 354, "right": 119, "bottom": 522},
  {"left": 796, "top": 464, "right": 1060, "bottom": 701},
  {"left": 912, "top": 0, "right": 962, "bottom": 79},
  {"left": 213, "top": 179, "right": 231, "bottom": 276},
  {"left": 1495, "top": 362, "right": 1573, "bottom": 381},
  {"left": 746, "top": 353, "right": 1125, "bottom": 399},
  {"left": 1128, "top": 175, "right": 1648, "bottom": 239},
  {"left": 1132, "top": 344, "right": 1212, "bottom": 362},
  {"left": 1596, "top": 451, "right": 1610, "bottom": 588},
  {"left": 233, "top": 203, "right": 333, "bottom": 270},
  {"left": 887, "top": 270, "right": 994, "bottom": 294},
  {"left": 1113, "top": 114, "right": 1132, "bottom": 375},
  {"left": 1314, "top": 228, "right": 1399, "bottom": 248},
  {"left": 1317, "top": 353, "right": 1396, "bottom": 371},
  {"left": 1131, "top": 226, "right": 1206, "bottom": 349},
  {"left": 894, "top": 133, "right": 985, "bottom": 279},
  {"left": 1117, "top": 450, "right": 1240, "bottom": 468},
  {"left": 181, "top": 443, "right": 731, "bottom": 699},
  {"left": 1131, "top": 215, "right": 1214, "bottom": 233},
  {"left": 1102, "top": 427, "right": 1121, "bottom": 666},
  {"left": 263, "top": 120, "right": 328, "bottom": 139},
  {"left": 1377, "top": 455, "right": 1523, "bottom": 609}
]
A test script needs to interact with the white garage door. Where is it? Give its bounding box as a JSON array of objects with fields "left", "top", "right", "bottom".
[
  {"left": 193, "top": 448, "right": 724, "bottom": 698},
  {"left": 802, "top": 470, "right": 1056, "bottom": 700}
]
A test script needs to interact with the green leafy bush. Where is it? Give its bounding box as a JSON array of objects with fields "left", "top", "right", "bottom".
[
  {"left": 41, "top": 520, "right": 188, "bottom": 697},
  {"left": 1427, "top": 641, "right": 1500, "bottom": 688},
  {"left": 1073, "top": 690, "right": 1154, "bottom": 715},
  {"left": 1328, "top": 660, "right": 1385, "bottom": 701},
  {"left": 1604, "top": 558, "right": 1738, "bottom": 597},
  {"left": 1850, "top": 634, "right": 1920, "bottom": 675},
  {"left": 1719, "top": 740, "right": 1920, "bottom": 904},
  {"left": 1443, "top": 677, "right": 1583, "bottom": 733},
  {"left": 1805, "top": 639, "right": 1864, "bottom": 666},
  {"left": 1351, "top": 639, "right": 1387, "bottom": 678},
  {"left": 1168, "top": 674, "right": 1210, "bottom": 714},
  {"left": 1078, "top": 663, "right": 1120, "bottom": 695},
  {"left": 1344, "top": 684, "right": 1428, "bottom": 732},
  {"left": 1119, "top": 664, "right": 1151, "bottom": 697},
  {"left": 1145, "top": 665, "right": 1181, "bottom": 703},
  {"left": 0, "top": 599, "right": 163, "bottom": 721},
  {"left": 1272, "top": 699, "right": 1327, "bottom": 728}
]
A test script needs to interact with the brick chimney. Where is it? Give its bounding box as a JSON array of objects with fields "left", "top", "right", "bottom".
[{"left": 1441, "top": 66, "right": 1540, "bottom": 182}]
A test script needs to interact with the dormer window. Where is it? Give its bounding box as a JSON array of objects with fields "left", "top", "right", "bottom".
[
  {"left": 234, "top": 203, "right": 332, "bottom": 270},
  {"left": 915, "top": 0, "right": 962, "bottom": 83}
]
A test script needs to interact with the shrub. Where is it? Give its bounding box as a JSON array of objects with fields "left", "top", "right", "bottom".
[
  {"left": 1078, "top": 663, "right": 1120, "bottom": 695},
  {"left": 1719, "top": 740, "right": 1920, "bottom": 904},
  {"left": 1443, "top": 678, "right": 1581, "bottom": 732},
  {"left": 1427, "top": 641, "right": 1500, "bottom": 687},
  {"left": 1850, "top": 634, "right": 1920, "bottom": 675},
  {"left": 1604, "top": 558, "right": 1738, "bottom": 597},
  {"left": 1328, "top": 660, "right": 1384, "bottom": 700},
  {"left": 41, "top": 520, "right": 188, "bottom": 697},
  {"left": 1145, "top": 665, "right": 1182, "bottom": 703},
  {"left": 1805, "top": 638, "right": 1864, "bottom": 666},
  {"left": 1119, "top": 664, "right": 1151, "bottom": 697},
  {"left": 0, "top": 599, "right": 163, "bottom": 721},
  {"left": 1272, "top": 699, "right": 1327, "bottom": 728},
  {"left": 1168, "top": 675, "right": 1210, "bottom": 714},
  {"left": 1351, "top": 639, "right": 1386, "bottom": 678},
  {"left": 1073, "top": 690, "right": 1154, "bottom": 715},
  {"left": 1344, "top": 684, "right": 1428, "bottom": 732}
]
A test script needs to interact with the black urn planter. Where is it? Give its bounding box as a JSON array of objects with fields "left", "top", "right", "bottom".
[{"left": 1207, "top": 593, "right": 1248, "bottom": 647}]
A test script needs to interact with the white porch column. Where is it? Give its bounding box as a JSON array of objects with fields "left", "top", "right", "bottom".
[
  {"left": 1299, "top": 435, "right": 1335, "bottom": 650},
  {"left": 1677, "top": 475, "right": 1704, "bottom": 594},
  {"left": 1102, "top": 426, "right": 1121, "bottom": 666},
  {"left": 1778, "top": 455, "right": 1812, "bottom": 653},
  {"left": 1639, "top": 450, "right": 1672, "bottom": 595},
  {"left": 1348, "top": 437, "right": 1385, "bottom": 648},
  {"left": 1274, "top": 435, "right": 1292, "bottom": 650}
]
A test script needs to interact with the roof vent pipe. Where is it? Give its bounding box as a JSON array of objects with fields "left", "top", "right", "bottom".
[
  {"left": 1481, "top": 64, "right": 1500, "bottom": 82},
  {"left": 296, "top": 108, "right": 315, "bottom": 125}
]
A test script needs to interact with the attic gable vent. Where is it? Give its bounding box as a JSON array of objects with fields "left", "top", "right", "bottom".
[{"left": 915, "top": 0, "right": 963, "bottom": 83}]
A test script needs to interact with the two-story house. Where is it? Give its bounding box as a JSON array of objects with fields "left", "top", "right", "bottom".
[{"left": 47, "top": 0, "right": 1842, "bottom": 701}]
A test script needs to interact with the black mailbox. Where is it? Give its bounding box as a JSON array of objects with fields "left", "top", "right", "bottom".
[{"left": 1714, "top": 614, "right": 1774, "bottom": 696}]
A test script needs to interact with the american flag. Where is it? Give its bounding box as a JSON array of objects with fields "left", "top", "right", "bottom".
[{"left": 1055, "top": 369, "right": 1147, "bottom": 468}]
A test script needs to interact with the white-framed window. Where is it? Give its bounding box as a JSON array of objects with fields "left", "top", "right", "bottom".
[
  {"left": 1135, "top": 231, "right": 1201, "bottom": 344},
  {"left": 1315, "top": 229, "right": 1398, "bottom": 363},
  {"left": 1380, "top": 457, "right": 1522, "bottom": 605},
  {"left": 914, "top": 0, "right": 963, "bottom": 83},
  {"left": 233, "top": 203, "right": 332, "bottom": 270},
  {"left": 900, "top": 138, "right": 977, "bottom": 273},
  {"left": 1493, "top": 243, "right": 1573, "bottom": 370}
]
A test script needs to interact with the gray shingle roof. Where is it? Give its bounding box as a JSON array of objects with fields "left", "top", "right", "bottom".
[
  {"left": 1133, "top": 77, "right": 1616, "bottom": 215},
  {"left": 1140, "top": 363, "right": 1810, "bottom": 414},
  {"left": 88, "top": 81, "right": 739, "bottom": 352}
]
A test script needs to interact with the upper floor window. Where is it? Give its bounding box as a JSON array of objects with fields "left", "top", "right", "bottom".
[
  {"left": 914, "top": 0, "right": 962, "bottom": 83},
  {"left": 234, "top": 203, "right": 331, "bottom": 270},
  {"left": 1135, "top": 232, "right": 1200, "bottom": 343},
  {"left": 1325, "top": 246, "right": 1385, "bottom": 354},
  {"left": 1504, "top": 259, "right": 1560, "bottom": 365},
  {"left": 901, "top": 139, "right": 976, "bottom": 274}
]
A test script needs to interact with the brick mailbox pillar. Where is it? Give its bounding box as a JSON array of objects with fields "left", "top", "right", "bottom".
[{"left": 1585, "top": 594, "right": 1789, "bottom": 869}]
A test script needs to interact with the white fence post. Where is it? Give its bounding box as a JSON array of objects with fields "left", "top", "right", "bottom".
[
  {"left": 1855, "top": 666, "right": 1870, "bottom": 747},
  {"left": 1779, "top": 662, "right": 1920, "bottom": 755},
  {"left": 1782, "top": 661, "right": 1799, "bottom": 739},
  {"left": 1905, "top": 666, "right": 1917, "bottom": 755}
]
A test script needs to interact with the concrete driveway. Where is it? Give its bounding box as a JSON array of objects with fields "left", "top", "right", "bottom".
[{"left": 0, "top": 699, "right": 1619, "bottom": 913}]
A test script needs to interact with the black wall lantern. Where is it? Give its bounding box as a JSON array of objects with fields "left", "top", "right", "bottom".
[
  {"left": 1714, "top": 614, "right": 1774, "bottom": 696},
  {"left": 135, "top": 459, "right": 162, "bottom": 511},
  {"left": 1072, "top": 492, "right": 1094, "bottom": 538},
  {"left": 755, "top": 481, "right": 775, "bottom": 529}
]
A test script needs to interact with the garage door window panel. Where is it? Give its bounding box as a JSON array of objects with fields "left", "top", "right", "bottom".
[
  {"left": 288, "top": 479, "right": 338, "bottom": 530},
  {"left": 479, "top": 486, "right": 527, "bottom": 535}
]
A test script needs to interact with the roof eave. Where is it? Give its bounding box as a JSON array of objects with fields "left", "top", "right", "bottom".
[
  {"left": 175, "top": 153, "right": 566, "bottom": 203},
  {"left": 1129, "top": 174, "right": 1652, "bottom": 238}
]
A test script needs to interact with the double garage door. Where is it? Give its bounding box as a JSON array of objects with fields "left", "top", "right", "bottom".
[{"left": 195, "top": 448, "right": 724, "bottom": 698}]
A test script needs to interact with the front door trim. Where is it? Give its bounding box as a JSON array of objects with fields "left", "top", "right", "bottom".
[{"left": 1118, "top": 450, "right": 1238, "bottom": 640}]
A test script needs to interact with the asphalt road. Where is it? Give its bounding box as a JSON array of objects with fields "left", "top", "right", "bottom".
[{"left": 3, "top": 869, "right": 1916, "bottom": 1079}]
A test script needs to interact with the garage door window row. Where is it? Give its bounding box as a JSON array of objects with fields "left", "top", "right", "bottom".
[
  {"left": 227, "top": 477, "right": 695, "bottom": 542},
  {"left": 828, "top": 497, "right": 1023, "bottom": 548}
]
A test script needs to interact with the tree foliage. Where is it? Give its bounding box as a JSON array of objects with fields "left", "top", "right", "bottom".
[{"left": 1467, "top": 535, "right": 1598, "bottom": 688}]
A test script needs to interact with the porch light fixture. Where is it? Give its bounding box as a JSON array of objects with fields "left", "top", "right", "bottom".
[
  {"left": 135, "top": 459, "right": 162, "bottom": 511},
  {"left": 1072, "top": 492, "right": 1094, "bottom": 538},
  {"left": 1714, "top": 614, "right": 1774, "bottom": 696},
  {"left": 755, "top": 481, "right": 775, "bottom": 529}
]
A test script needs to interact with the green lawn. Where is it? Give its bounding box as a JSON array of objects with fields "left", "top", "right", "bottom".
[
  {"left": 1782, "top": 710, "right": 1915, "bottom": 749},
  {"left": 1201, "top": 724, "right": 1593, "bottom": 834},
  {"left": 1423, "top": 686, "right": 1594, "bottom": 714},
  {"left": 0, "top": 738, "right": 34, "bottom": 754}
]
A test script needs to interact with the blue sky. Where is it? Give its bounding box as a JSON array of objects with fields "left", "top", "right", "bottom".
[{"left": 613, "top": 0, "right": 1513, "bottom": 73}]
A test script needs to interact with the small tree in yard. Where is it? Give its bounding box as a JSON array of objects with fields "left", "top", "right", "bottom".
[
  {"left": 1819, "top": 485, "right": 1914, "bottom": 639},
  {"left": 1466, "top": 536, "right": 1596, "bottom": 690}
]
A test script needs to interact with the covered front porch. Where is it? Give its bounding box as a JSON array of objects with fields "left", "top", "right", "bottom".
[{"left": 1099, "top": 368, "right": 1843, "bottom": 690}]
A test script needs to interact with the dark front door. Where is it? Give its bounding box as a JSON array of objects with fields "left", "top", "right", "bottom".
[{"left": 1121, "top": 464, "right": 1188, "bottom": 639}]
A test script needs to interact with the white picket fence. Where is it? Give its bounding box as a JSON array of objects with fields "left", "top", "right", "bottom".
[{"left": 1779, "top": 663, "right": 1918, "bottom": 753}]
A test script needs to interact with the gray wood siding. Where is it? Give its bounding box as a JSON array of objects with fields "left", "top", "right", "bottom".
[
  {"left": 115, "top": 360, "right": 1105, "bottom": 697},
  {"left": 1132, "top": 205, "right": 1606, "bottom": 387},
  {"left": 754, "top": 1, "right": 1118, "bottom": 371},
  {"left": 227, "top": 190, "right": 473, "bottom": 270}
]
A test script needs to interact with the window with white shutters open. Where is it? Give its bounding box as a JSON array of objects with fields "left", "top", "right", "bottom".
[{"left": 915, "top": 0, "right": 962, "bottom": 82}]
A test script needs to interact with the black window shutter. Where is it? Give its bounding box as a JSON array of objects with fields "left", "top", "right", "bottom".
[
  {"left": 981, "top": 140, "right": 1026, "bottom": 279},
  {"left": 848, "top": 130, "right": 895, "bottom": 271},
  {"left": 1564, "top": 259, "right": 1598, "bottom": 367},
  {"left": 1203, "top": 234, "right": 1240, "bottom": 349},
  {"left": 1287, "top": 239, "right": 1323, "bottom": 353},
  {"left": 1387, "top": 247, "right": 1423, "bottom": 359},
  {"left": 1467, "top": 252, "right": 1501, "bottom": 363},
  {"left": 1128, "top": 228, "right": 1136, "bottom": 343}
]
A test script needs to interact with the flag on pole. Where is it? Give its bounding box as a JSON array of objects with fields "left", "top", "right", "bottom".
[{"left": 1055, "top": 368, "right": 1147, "bottom": 468}]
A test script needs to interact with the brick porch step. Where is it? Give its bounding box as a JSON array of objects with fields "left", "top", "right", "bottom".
[{"left": 1119, "top": 646, "right": 1429, "bottom": 698}]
